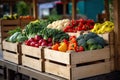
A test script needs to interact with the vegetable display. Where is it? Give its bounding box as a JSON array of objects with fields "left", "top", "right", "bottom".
[
  {"left": 47, "top": 19, "right": 70, "bottom": 30},
  {"left": 25, "top": 35, "right": 53, "bottom": 47},
  {"left": 76, "top": 32, "right": 106, "bottom": 51},
  {"left": 5, "top": 18, "right": 112, "bottom": 53},
  {"left": 91, "top": 21, "right": 114, "bottom": 34},
  {"left": 23, "top": 19, "right": 50, "bottom": 39},
  {"left": 63, "top": 19, "right": 95, "bottom": 32},
  {"left": 19, "top": 15, "right": 34, "bottom": 20},
  {"left": 2, "top": 14, "right": 18, "bottom": 20}
]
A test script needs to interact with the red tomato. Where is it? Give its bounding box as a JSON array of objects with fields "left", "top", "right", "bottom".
[
  {"left": 75, "top": 46, "right": 84, "bottom": 52},
  {"left": 62, "top": 39, "right": 69, "bottom": 45},
  {"left": 69, "top": 36, "right": 76, "bottom": 40}
]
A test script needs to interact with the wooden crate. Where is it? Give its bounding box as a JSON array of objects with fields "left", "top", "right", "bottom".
[
  {"left": 1, "top": 19, "right": 20, "bottom": 26},
  {"left": 98, "top": 31, "right": 114, "bottom": 45},
  {"left": 67, "top": 31, "right": 114, "bottom": 45},
  {"left": 2, "top": 40, "right": 22, "bottom": 64},
  {"left": 0, "top": 20, "right": 20, "bottom": 43},
  {"left": 44, "top": 47, "right": 111, "bottom": 80},
  {"left": 109, "top": 44, "right": 115, "bottom": 71},
  {"left": 22, "top": 44, "right": 44, "bottom": 72},
  {"left": 20, "top": 19, "right": 35, "bottom": 29}
]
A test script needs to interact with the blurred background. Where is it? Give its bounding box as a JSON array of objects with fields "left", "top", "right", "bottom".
[{"left": 0, "top": 0, "right": 108, "bottom": 22}]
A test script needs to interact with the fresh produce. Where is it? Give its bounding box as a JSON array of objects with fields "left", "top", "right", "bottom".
[
  {"left": 2, "top": 14, "right": 18, "bottom": 20},
  {"left": 23, "top": 19, "right": 50, "bottom": 39},
  {"left": 68, "top": 36, "right": 77, "bottom": 51},
  {"left": 8, "top": 27, "right": 22, "bottom": 35},
  {"left": 6, "top": 27, "right": 27, "bottom": 43},
  {"left": 24, "top": 35, "right": 53, "bottom": 47},
  {"left": 38, "top": 28, "right": 69, "bottom": 43},
  {"left": 58, "top": 42, "right": 68, "bottom": 52},
  {"left": 19, "top": 15, "right": 34, "bottom": 20},
  {"left": 47, "top": 19, "right": 70, "bottom": 30},
  {"left": 52, "top": 43, "right": 59, "bottom": 50},
  {"left": 51, "top": 36, "right": 84, "bottom": 52},
  {"left": 91, "top": 21, "right": 114, "bottom": 34},
  {"left": 46, "top": 14, "right": 62, "bottom": 23},
  {"left": 76, "top": 32, "right": 106, "bottom": 51},
  {"left": 7, "top": 32, "right": 27, "bottom": 43},
  {"left": 63, "top": 19, "right": 95, "bottom": 32}
]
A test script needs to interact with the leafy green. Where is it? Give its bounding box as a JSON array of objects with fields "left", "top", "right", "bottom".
[
  {"left": 8, "top": 27, "right": 22, "bottom": 35},
  {"left": 38, "top": 28, "right": 69, "bottom": 43},
  {"left": 24, "top": 20, "right": 50, "bottom": 39}
]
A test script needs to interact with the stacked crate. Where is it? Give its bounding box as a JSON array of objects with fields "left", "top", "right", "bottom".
[
  {"left": 20, "top": 19, "right": 35, "bottom": 29},
  {"left": 2, "top": 40, "right": 22, "bottom": 64},
  {"left": 43, "top": 31, "right": 114, "bottom": 80},
  {"left": 44, "top": 47, "right": 111, "bottom": 80},
  {"left": 21, "top": 44, "right": 45, "bottom": 71},
  {"left": 0, "top": 19, "right": 20, "bottom": 48},
  {"left": 99, "top": 31, "right": 115, "bottom": 71}
]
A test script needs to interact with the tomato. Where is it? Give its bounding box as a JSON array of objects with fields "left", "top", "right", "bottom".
[
  {"left": 66, "top": 25, "right": 72, "bottom": 29},
  {"left": 69, "top": 36, "right": 76, "bottom": 40},
  {"left": 62, "top": 39, "right": 69, "bottom": 45},
  {"left": 75, "top": 46, "right": 84, "bottom": 52},
  {"left": 77, "top": 27, "right": 82, "bottom": 31}
]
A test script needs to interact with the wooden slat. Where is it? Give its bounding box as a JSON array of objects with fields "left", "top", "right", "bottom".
[
  {"left": 18, "top": 65, "right": 66, "bottom": 80},
  {"left": 109, "top": 45, "right": 115, "bottom": 58},
  {"left": 22, "top": 44, "right": 42, "bottom": 58},
  {"left": 1, "top": 32, "right": 9, "bottom": 38},
  {"left": 110, "top": 57, "right": 115, "bottom": 71},
  {"left": 2, "top": 26, "right": 18, "bottom": 31},
  {"left": 1, "top": 20, "right": 20, "bottom": 26},
  {"left": 3, "top": 40, "right": 18, "bottom": 52},
  {"left": 117, "top": 46, "right": 120, "bottom": 56},
  {"left": 98, "top": 32, "right": 114, "bottom": 44},
  {"left": 113, "top": 0, "right": 120, "bottom": 70},
  {"left": 3, "top": 51, "right": 19, "bottom": 64},
  {"left": 22, "top": 55, "right": 43, "bottom": 71},
  {"left": 45, "top": 61, "right": 70, "bottom": 79},
  {"left": 72, "top": 61, "right": 110, "bottom": 80},
  {"left": 71, "top": 47, "right": 110, "bottom": 64},
  {"left": 44, "top": 48, "right": 70, "bottom": 64},
  {"left": 20, "top": 19, "right": 35, "bottom": 28}
]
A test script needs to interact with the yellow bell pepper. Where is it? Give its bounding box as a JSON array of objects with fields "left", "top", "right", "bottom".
[{"left": 58, "top": 42, "right": 67, "bottom": 52}]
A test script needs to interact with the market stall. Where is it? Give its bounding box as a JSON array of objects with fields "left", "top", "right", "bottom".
[{"left": 0, "top": 0, "right": 120, "bottom": 80}]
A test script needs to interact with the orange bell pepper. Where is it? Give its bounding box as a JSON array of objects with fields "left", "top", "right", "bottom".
[{"left": 51, "top": 43, "right": 59, "bottom": 50}]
